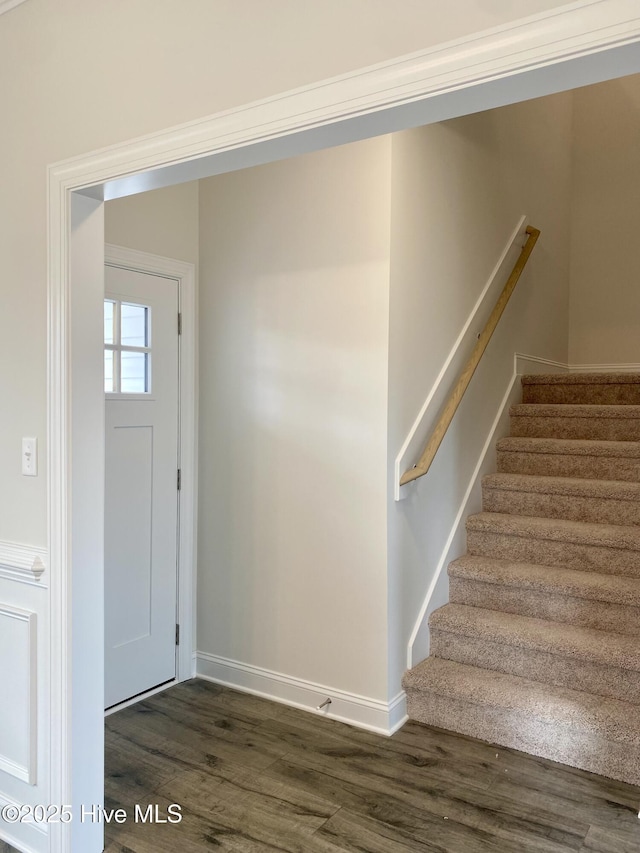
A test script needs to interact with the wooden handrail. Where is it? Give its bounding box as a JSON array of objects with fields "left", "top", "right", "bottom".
[{"left": 400, "top": 225, "right": 541, "bottom": 488}]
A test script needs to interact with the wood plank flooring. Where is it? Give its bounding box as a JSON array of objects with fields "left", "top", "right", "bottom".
[
  {"left": 103, "top": 681, "right": 640, "bottom": 852},
  {"left": 2, "top": 679, "right": 640, "bottom": 852}
]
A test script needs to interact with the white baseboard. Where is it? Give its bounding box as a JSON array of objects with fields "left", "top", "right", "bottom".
[
  {"left": 569, "top": 362, "right": 640, "bottom": 373},
  {"left": 196, "top": 651, "right": 407, "bottom": 736},
  {"left": 515, "top": 353, "right": 569, "bottom": 374},
  {"left": 516, "top": 357, "right": 640, "bottom": 374}
]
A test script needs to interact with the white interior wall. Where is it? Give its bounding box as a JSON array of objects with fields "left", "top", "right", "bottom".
[
  {"left": 388, "top": 92, "right": 574, "bottom": 685},
  {"left": 568, "top": 74, "right": 640, "bottom": 365},
  {"left": 196, "top": 137, "right": 392, "bottom": 703},
  {"left": 102, "top": 90, "right": 577, "bottom": 711},
  {"left": 104, "top": 182, "right": 199, "bottom": 265},
  {"left": 0, "top": 0, "right": 574, "bottom": 550}
]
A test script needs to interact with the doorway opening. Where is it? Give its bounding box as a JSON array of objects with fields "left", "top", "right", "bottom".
[{"left": 47, "top": 13, "right": 640, "bottom": 851}]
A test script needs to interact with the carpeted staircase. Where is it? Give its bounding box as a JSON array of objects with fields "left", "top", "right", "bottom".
[{"left": 403, "top": 373, "right": 640, "bottom": 786}]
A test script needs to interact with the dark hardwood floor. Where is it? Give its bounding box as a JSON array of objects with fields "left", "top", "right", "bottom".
[
  {"left": 2, "top": 679, "right": 640, "bottom": 852},
  {"left": 104, "top": 680, "right": 640, "bottom": 852}
]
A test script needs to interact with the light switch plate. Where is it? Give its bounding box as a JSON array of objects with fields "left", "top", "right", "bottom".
[{"left": 22, "top": 437, "right": 37, "bottom": 476}]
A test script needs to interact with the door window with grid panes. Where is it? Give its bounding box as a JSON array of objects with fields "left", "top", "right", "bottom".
[{"left": 104, "top": 299, "right": 151, "bottom": 394}]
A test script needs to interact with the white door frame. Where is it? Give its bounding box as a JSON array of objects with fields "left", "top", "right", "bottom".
[
  {"left": 104, "top": 244, "right": 197, "bottom": 690},
  {"left": 47, "top": 3, "right": 640, "bottom": 850}
]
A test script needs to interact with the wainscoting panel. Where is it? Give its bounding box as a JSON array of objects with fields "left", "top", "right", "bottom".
[{"left": 0, "top": 604, "right": 37, "bottom": 784}]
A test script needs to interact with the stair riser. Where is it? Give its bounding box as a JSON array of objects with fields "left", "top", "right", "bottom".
[
  {"left": 467, "top": 530, "right": 640, "bottom": 577},
  {"left": 497, "top": 450, "right": 640, "bottom": 482},
  {"left": 405, "top": 689, "right": 640, "bottom": 786},
  {"left": 482, "top": 487, "right": 640, "bottom": 526},
  {"left": 523, "top": 385, "right": 640, "bottom": 405},
  {"left": 510, "top": 416, "right": 640, "bottom": 442},
  {"left": 449, "top": 577, "right": 640, "bottom": 636},
  {"left": 431, "top": 630, "right": 640, "bottom": 704}
]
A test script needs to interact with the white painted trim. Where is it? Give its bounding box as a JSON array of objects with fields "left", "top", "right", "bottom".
[
  {"left": 407, "top": 358, "right": 521, "bottom": 668},
  {"left": 569, "top": 362, "right": 640, "bottom": 372},
  {"left": 196, "top": 652, "right": 406, "bottom": 737},
  {"left": 0, "top": 541, "right": 48, "bottom": 587},
  {"left": 50, "top": 0, "right": 640, "bottom": 201},
  {"left": 516, "top": 356, "right": 640, "bottom": 373},
  {"left": 387, "top": 692, "right": 409, "bottom": 735},
  {"left": 515, "top": 353, "right": 569, "bottom": 374},
  {"left": 0, "top": 0, "right": 29, "bottom": 16},
  {"left": 0, "top": 605, "right": 37, "bottom": 784},
  {"left": 395, "top": 216, "right": 528, "bottom": 500},
  {"left": 47, "top": 5, "right": 640, "bottom": 848},
  {"left": 104, "top": 245, "right": 197, "bottom": 685}
]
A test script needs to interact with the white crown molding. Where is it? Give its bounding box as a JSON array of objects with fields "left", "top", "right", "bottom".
[
  {"left": 0, "top": 0, "right": 28, "bottom": 16},
  {"left": 196, "top": 652, "right": 407, "bottom": 736},
  {"left": 50, "top": 0, "right": 640, "bottom": 196},
  {"left": 0, "top": 540, "right": 48, "bottom": 588}
]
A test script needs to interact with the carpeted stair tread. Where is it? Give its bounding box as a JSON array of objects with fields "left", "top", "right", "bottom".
[
  {"left": 482, "top": 472, "right": 640, "bottom": 524},
  {"left": 429, "top": 603, "right": 640, "bottom": 672},
  {"left": 522, "top": 373, "right": 640, "bottom": 386},
  {"left": 402, "top": 657, "right": 640, "bottom": 749},
  {"left": 510, "top": 405, "right": 640, "bottom": 441},
  {"left": 496, "top": 436, "right": 640, "bottom": 457},
  {"left": 467, "top": 511, "right": 640, "bottom": 552},
  {"left": 496, "top": 437, "right": 640, "bottom": 482},
  {"left": 405, "top": 373, "right": 640, "bottom": 784},
  {"left": 511, "top": 403, "right": 640, "bottom": 419},
  {"left": 448, "top": 554, "right": 640, "bottom": 606},
  {"left": 522, "top": 374, "right": 640, "bottom": 404},
  {"left": 483, "top": 472, "right": 640, "bottom": 501}
]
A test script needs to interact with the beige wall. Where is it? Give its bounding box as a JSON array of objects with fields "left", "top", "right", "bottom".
[
  {"left": 388, "top": 92, "right": 574, "bottom": 683},
  {"left": 0, "top": 0, "right": 576, "bottom": 549},
  {"left": 105, "top": 182, "right": 199, "bottom": 264},
  {"left": 98, "top": 90, "right": 577, "bottom": 703},
  {"left": 197, "top": 138, "right": 392, "bottom": 699},
  {"left": 569, "top": 75, "right": 640, "bottom": 364}
]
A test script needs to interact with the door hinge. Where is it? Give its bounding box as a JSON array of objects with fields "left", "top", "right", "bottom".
[
  {"left": 177, "top": 469, "right": 181, "bottom": 491},
  {"left": 175, "top": 624, "right": 180, "bottom": 646},
  {"left": 178, "top": 312, "right": 182, "bottom": 335}
]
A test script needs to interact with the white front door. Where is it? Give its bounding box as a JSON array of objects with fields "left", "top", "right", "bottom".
[{"left": 104, "top": 264, "right": 180, "bottom": 709}]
